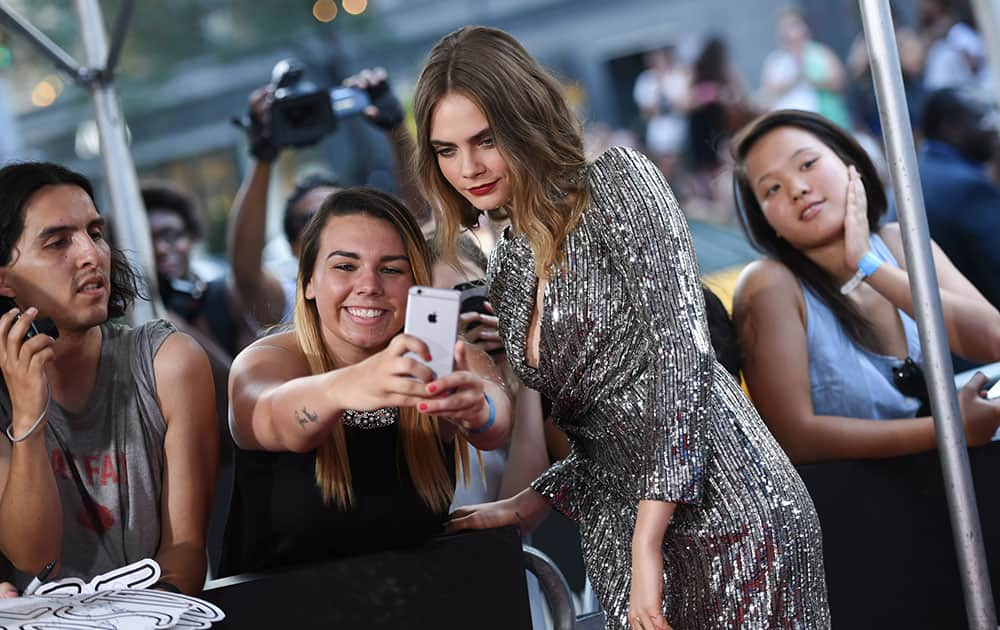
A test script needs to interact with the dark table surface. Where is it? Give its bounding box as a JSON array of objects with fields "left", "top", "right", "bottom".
[
  {"left": 797, "top": 440, "right": 1000, "bottom": 629},
  {"left": 202, "top": 526, "right": 532, "bottom": 629}
]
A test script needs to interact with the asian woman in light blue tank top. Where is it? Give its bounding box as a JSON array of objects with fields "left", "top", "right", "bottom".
[{"left": 731, "top": 110, "right": 1000, "bottom": 464}]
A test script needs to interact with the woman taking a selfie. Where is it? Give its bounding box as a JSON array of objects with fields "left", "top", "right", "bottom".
[
  {"left": 220, "top": 187, "right": 510, "bottom": 575},
  {"left": 412, "top": 26, "right": 829, "bottom": 630},
  {"left": 731, "top": 109, "right": 1000, "bottom": 464}
]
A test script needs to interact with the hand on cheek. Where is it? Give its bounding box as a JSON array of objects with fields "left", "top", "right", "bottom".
[{"left": 843, "top": 165, "right": 870, "bottom": 269}]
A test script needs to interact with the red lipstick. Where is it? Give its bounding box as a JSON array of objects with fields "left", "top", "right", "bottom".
[{"left": 468, "top": 181, "right": 498, "bottom": 196}]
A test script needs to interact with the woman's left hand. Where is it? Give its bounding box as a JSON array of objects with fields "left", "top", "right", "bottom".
[
  {"left": 843, "top": 164, "right": 870, "bottom": 270},
  {"left": 628, "top": 544, "right": 671, "bottom": 630},
  {"left": 418, "top": 340, "right": 491, "bottom": 432}
]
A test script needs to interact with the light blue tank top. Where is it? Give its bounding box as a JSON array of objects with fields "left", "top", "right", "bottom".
[{"left": 803, "top": 234, "right": 923, "bottom": 419}]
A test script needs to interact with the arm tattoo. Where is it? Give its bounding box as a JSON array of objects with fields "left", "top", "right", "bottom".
[{"left": 295, "top": 407, "right": 319, "bottom": 428}]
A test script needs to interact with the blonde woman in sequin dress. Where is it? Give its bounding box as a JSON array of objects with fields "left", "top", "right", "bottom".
[
  {"left": 222, "top": 187, "right": 511, "bottom": 574},
  {"left": 412, "top": 26, "right": 830, "bottom": 629}
]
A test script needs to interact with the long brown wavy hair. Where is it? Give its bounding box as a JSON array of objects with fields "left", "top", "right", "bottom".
[
  {"left": 293, "top": 186, "right": 472, "bottom": 510},
  {"left": 413, "top": 25, "right": 590, "bottom": 277}
]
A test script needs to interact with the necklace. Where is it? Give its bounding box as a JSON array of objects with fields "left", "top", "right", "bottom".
[{"left": 342, "top": 407, "right": 399, "bottom": 430}]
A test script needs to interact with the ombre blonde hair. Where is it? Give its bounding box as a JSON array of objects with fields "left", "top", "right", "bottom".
[
  {"left": 413, "top": 25, "right": 591, "bottom": 278},
  {"left": 292, "top": 186, "right": 472, "bottom": 510}
]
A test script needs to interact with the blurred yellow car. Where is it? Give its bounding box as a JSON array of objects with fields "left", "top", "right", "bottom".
[{"left": 688, "top": 219, "right": 758, "bottom": 312}]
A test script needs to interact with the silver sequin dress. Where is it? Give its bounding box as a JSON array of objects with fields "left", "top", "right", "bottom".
[{"left": 488, "top": 147, "right": 830, "bottom": 629}]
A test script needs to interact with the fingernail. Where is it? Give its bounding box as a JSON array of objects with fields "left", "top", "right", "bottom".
[
  {"left": 424, "top": 353, "right": 432, "bottom": 361},
  {"left": 427, "top": 384, "right": 438, "bottom": 394},
  {"left": 418, "top": 403, "right": 428, "bottom": 411}
]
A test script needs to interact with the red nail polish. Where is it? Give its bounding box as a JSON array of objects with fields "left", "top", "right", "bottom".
[
  {"left": 418, "top": 403, "right": 428, "bottom": 411},
  {"left": 428, "top": 384, "right": 438, "bottom": 394}
]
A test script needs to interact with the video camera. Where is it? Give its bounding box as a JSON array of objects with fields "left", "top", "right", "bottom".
[{"left": 267, "top": 59, "right": 371, "bottom": 148}]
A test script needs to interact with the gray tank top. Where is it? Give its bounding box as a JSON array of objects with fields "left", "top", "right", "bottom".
[
  {"left": 802, "top": 234, "right": 923, "bottom": 419},
  {"left": 0, "top": 320, "right": 173, "bottom": 587}
]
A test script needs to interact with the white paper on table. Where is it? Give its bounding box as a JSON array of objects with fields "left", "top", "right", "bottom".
[{"left": 0, "top": 558, "right": 225, "bottom": 629}]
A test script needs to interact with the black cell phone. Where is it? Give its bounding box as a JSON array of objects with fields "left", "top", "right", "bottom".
[
  {"left": 454, "top": 279, "right": 490, "bottom": 319},
  {"left": 453, "top": 279, "right": 505, "bottom": 357},
  {"left": 0, "top": 296, "right": 59, "bottom": 341}
]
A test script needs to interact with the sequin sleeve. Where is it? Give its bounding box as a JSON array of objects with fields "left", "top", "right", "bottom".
[
  {"left": 530, "top": 446, "right": 589, "bottom": 521},
  {"left": 593, "top": 146, "right": 714, "bottom": 504}
]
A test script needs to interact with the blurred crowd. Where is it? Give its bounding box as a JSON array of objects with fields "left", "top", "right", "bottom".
[{"left": 596, "top": 0, "right": 1000, "bottom": 234}]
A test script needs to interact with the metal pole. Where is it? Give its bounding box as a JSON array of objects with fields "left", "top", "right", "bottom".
[
  {"left": 0, "top": 76, "right": 22, "bottom": 161},
  {"left": 0, "top": 2, "right": 81, "bottom": 80},
  {"left": 523, "top": 546, "right": 576, "bottom": 630},
  {"left": 73, "top": 0, "right": 160, "bottom": 323},
  {"left": 859, "top": 2, "right": 997, "bottom": 628},
  {"left": 969, "top": 0, "right": 1000, "bottom": 105},
  {"left": 103, "top": 0, "right": 133, "bottom": 82}
]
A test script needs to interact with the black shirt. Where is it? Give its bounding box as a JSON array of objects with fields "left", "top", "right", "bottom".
[{"left": 220, "top": 421, "right": 455, "bottom": 576}]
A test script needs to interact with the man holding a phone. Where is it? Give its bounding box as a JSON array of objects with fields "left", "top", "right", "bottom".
[{"left": 0, "top": 162, "right": 217, "bottom": 595}]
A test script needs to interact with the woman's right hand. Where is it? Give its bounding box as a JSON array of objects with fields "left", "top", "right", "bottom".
[
  {"left": 842, "top": 165, "right": 870, "bottom": 271},
  {"left": 339, "top": 333, "right": 438, "bottom": 412},
  {"left": 959, "top": 372, "right": 1000, "bottom": 446},
  {"left": 0, "top": 307, "right": 55, "bottom": 437},
  {"left": 446, "top": 497, "right": 522, "bottom": 533}
]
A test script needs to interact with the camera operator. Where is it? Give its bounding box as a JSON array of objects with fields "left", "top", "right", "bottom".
[{"left": 229, "top": 66, "right": 426, "bottom": 327}]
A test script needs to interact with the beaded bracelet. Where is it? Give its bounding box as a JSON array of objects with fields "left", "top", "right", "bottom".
[{"left": 469, "top": 392, "right": 496, "bottom": 434}]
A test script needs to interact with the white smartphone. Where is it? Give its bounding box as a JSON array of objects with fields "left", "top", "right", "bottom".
[{"left": 404, "top": 286, "right": 461, "bottom": 379}]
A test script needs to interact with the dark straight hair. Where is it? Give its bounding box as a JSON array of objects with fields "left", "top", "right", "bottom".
[
  {"left": 732, "top": 110, "right": 888, "bottom": 350},
  {"left": 283, "top": 173, "right": 341, "bottom": 245},
  {"left": 0, "top": 161, "right": 142, "bottom": 320},
  {"left": 141, "top": 179, "right": 203, "bottom": 238}
]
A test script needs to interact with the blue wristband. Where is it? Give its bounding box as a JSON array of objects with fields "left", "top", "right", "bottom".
[
  {"left": 840, "top": 250, "right": 886, "bottom": 295},
  {"left": 469, "top": 393, "right": 496, "bottom": 434},
  {"left": 858, "top": 250, "right": 884, "bottom": 277}
]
